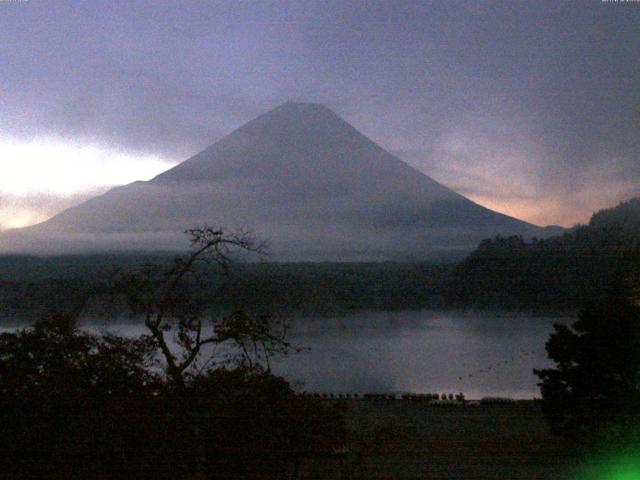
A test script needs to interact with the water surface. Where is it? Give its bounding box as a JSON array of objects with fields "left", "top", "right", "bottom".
[
  {"left": 271, "top": 310, "right": 566, "bottom": 399},
  {"left": 2, "top": 310, "right": 568, "bottom": 399}
]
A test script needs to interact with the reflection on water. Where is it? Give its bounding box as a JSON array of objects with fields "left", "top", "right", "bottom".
[
  {"left": 1, "top": 310, "right": 570, "bottom": 399},
  {"left": 274, "top": 310, "right": 569, "bottom": 399}
]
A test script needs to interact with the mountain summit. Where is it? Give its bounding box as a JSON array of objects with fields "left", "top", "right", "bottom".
[{"left": 1, "top": 102, "right": 558, "bottom": 259}]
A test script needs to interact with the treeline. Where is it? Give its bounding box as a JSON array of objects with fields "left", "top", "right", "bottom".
[
  {"left": 0, "top": 261, "right": 453, "bottom": 320},
  {"left": 0, "top": 314, "right": 344, "bottom": 479},
  {"left": 220, "top": 262, "right": 451, "bottom": 314},
  {"left": 2, "top": 198, "right": 639, "bottom": 320},
  {"left": 448, "top": 197, "right": 640, "bottom": 312}
]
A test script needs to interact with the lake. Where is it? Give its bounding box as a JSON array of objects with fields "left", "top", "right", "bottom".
[
  {"left": 272, "top": 310, "right": 567, "bottom": 399},
  {"left": 1, "top": 309, "right": 569, "bottom": 399}
]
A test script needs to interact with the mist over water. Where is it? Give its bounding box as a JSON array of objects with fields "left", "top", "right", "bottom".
[
  {"left": 1, "top": 310, "right": 568, "bottom": 399},
  {"left": 272, "top": 310, "right": 565, "bottom": 399}
]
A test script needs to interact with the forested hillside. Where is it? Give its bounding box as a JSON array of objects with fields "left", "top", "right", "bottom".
[
  {"left": 448, "top": 198, "right": 640, "bottom": 312},
  {"left": 0, "top": 259, "right": 452, "bottom": 321},
  {"left": 3, "top": 199, "right": 638, "bottom": 321}
]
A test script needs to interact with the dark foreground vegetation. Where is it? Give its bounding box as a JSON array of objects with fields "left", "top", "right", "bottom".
[
  {"left": 2, "top": 316, "right": 631, "bottom": 480},
  {"left": 536, "top": 293, "right": 640, "bottom": 448},
  {"left": 0, "top": 314, "right": 345, "bottom": 479},
  {"left": 0, "top": 228, "right": 347, "bottom": 479},
  {"left": 1, "top": 200, "right": 639, "bottom": 478}
]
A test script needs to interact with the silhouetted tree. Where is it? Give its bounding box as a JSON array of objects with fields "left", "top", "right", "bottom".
[
  {"left": 0, "top": 269, "right": 345, "bottom": 479},
  {"left": 111, "top": 227, "right": 297, "bottom": 387},
  {"left": 0, "top": 228, "right": 349, "bottom": 479},
  {"left": 534, "top": 294, "right": 640, "bottom": 442},
  {"left": 0, "top": 313, "right": 176, "bottom": 479},
  {"left": 102, "top": 228, "right": 343, "bottom": 478}
]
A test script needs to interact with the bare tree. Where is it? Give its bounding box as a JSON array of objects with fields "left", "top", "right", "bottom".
[{"left": 112, "top": 227, "right": 297, "bottom": 387}]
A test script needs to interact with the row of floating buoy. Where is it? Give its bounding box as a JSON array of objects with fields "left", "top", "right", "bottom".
[
  {"left": 297, "top": 392, "right": 361, "bottom": 399},
  {"left": 458, "top": 349, "right": 538, "bottom": 381},
  {"left": 403, "top": 393, "right": 466, "bottom": 402},
  {"left": 363, "top": 393, "right": 396, "bottom": 400},
  {"left": 295, "top": 392, "right": 467, "bottom": 402},
  {"left": 479, "top": 396, "right": 517, "bottom": 405},
  {"left": 295, "top": 392, "right": 518, "bottom": 406}
]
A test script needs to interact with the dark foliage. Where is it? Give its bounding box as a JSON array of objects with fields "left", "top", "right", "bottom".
[
  {"left": 0, "top": 228, "right": 345, "bottom": 479},
  {"left": 449, "top": 197, "right": 640, "bottom": 312},
  {"left": 0, "top": 261, "right": 452, "bottom": 321},
  {"left": 107, "top": 227, "right": 299, "bottom": 387},
  {"left": 0, "top": 314, "right": 169, "bottom": 479},
  {"left": 534, "top": 295, "right": 640, "bottom": 443},
  {"left": 0, "top": 317, "right": 344, "bottom": 479}
]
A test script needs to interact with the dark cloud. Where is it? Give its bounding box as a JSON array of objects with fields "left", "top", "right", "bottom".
[{"left": 0, "top": 0, "right": 638, "bottom": 225}]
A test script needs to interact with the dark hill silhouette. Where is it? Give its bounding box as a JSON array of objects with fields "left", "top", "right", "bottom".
[
  {"left": 449, "top": 197, "right": 640, "bottom": 311},
  {"left": 0, "top": 102, "right": 559, "bottom": 259}
]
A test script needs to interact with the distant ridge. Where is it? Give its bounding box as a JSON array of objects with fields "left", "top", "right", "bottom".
[
  {"left": 0, "top": 102, "right": 561, "bottom": 259},
  {"left": 449, "top": 196, "right": 640, "bottom": 310}
]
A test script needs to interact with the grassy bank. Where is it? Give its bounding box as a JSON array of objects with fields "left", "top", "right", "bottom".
[{"left": 296, "top": 399, "right": 592, "bottom": 479}]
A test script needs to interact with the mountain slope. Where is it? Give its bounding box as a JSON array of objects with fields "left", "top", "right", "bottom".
[
  {"left": 0, "top": 102, "right": 558, "bottom": 259},
  {"left": 448, "top": 197, "right": 640, "bottom": 311}
]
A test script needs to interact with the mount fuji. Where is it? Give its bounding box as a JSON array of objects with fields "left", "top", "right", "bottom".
[{"left": 0, "top": 102, "right": 559, "bottom": 260}]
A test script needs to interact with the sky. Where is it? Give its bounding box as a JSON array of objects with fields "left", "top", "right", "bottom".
[{"left": 0, "top": 0, "right": 638, "bottom": 230}]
